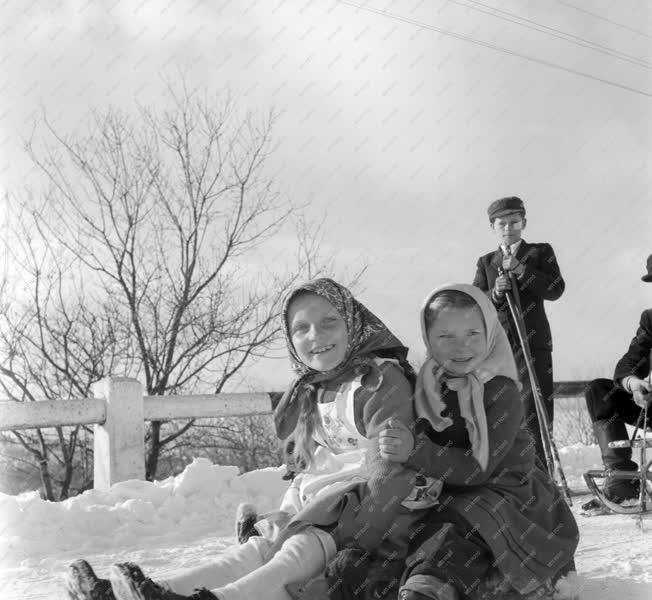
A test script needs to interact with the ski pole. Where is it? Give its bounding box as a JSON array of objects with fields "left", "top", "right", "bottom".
[
  {"left": 639, "top": 403, "right": 648, "bottom": 521},
  {"left": 505, "top": 288, "right": 572, "bottom": 503},
  {"left": 498, "top": 266, "right": 554, "bottom": 474},
  {"left": 503, "top": 288, "right": 553, "bottom": 473},
  {"left": 637, "top": 353, "right": 652, "bottom": 522},
  {"left": 500, "top": 269, "right": 573, "bottom": 504}
]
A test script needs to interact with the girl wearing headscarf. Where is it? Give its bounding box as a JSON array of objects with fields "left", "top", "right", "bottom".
[
  {"left": 66, "top": 279, "right": 434, "bottom": 600},
  {"left": 380, "top": 284, "right": 578, "bottom": 600}
]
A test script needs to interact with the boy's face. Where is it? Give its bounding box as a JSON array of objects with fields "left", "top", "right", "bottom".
[{"left": 491, "top": 212, "right": 526, "bottom": 246}]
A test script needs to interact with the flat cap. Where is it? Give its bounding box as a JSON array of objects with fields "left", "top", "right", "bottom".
[
  {"left": 488, "top": 196, "right": 526, "bottom": 221},
  {"left": 642, "top": 254, "right": 652, "bottom": 282}
]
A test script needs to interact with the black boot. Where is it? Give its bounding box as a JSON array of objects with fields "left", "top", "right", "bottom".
[
  {"left": 324, "top": 548, "right": 403, "bottom": 600},
  {"left": 324, "top": 548, "right": 373, "bottom": 600},
  {"left": 234, "top": 503, "right": 258, "bottom": 544},
  {"left": 66, "top": 560, "right": 115, "bottom": 600},
  {"left": 109, "top": 563, "right": 218, "bottom": 600},
  {"left": 593, "top": 419, "right": 640, "bottom": 503}
]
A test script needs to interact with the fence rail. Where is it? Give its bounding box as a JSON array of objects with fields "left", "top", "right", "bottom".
[
  {"left": 0, "top": 377, "right": 275, "bottom": 490},
  {"left": 0, "top": 394, "right": 274, "bottom": 432},
  {"left": 0, "top": 398, "right": 106, "bottom": 431},
  {"left": 143, "top": 393, "right": 273, "bottom": 421},
  {"left": 0, "top": 377, "right": 590, "bottom": 492}
]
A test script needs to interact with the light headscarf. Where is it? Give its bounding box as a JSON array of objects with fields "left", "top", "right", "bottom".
[{"left": 414, "top": 283, "right": 520, "bottom": 471}]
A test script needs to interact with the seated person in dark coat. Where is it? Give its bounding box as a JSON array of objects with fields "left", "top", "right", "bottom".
[{"left": 584, "top": 254, "right": 652, "bottom": 502}]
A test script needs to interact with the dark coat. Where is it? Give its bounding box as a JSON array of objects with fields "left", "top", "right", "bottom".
[
  {"left": 614, "top": 308, "right": 652, "bottom": 388},
  {"left": 473, "top": 241, "right": 565, "bottom": 351},
  {"left": 405, "top": 376, "right": 579, "bottom": 594}
]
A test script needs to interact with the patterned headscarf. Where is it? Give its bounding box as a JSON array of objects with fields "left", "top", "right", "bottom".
[
  {"left": 414, "top": 283, "right": 520, "bottom": 471},
  {"left": 274, "top": 278, "right": 416, "bottom": 439}
]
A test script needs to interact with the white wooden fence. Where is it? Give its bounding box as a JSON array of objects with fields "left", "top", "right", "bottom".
[{"left": 0, "top": 377, "right": 274, "bottom": 490}]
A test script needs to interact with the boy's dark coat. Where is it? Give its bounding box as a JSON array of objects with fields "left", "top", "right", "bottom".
[{"left": 472, "top": 241, "right": 564, "bottom": 351}]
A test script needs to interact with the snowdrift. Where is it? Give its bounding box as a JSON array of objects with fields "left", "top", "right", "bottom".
[
  {"left": 0, "top": 458, "right": 288, "bottom": 566},
  {"left": 1, "top": 446, "right": 651, "bottom": 600}
]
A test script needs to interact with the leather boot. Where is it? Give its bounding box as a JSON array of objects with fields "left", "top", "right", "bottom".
[
  {"left": 109, "top": 563, "right": 218, "bottom": 600},
  {"left": 593, "top": 419, "right": 639, "bottom": 502},
  {"left": 234, "top": 503, "right": 258, "bottom": 544},
  {"left": 66, "top": 560, "right": 115, "bottom": 600}
]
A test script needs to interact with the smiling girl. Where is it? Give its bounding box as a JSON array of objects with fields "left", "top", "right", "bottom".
[
  {"left": 380, "top": 284, "right": 578, "bottom": 600},
  {"left": 67, "top": 279, "right": 433, "bottom": 600}
]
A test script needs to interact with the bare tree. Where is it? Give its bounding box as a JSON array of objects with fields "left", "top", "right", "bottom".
[
  {"left": 156, "top": 415, "right": 283, "bottom": 477},
  {"left": 0, "top": 222, "right": 113, "bottom": 498},
  {"left": 1, "top": 85, "right": 348, "bottom": 497}
]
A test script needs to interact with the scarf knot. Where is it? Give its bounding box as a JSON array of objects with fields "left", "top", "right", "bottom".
[{"left": 442, "top": 374, "right": 469, "bottom": 393}]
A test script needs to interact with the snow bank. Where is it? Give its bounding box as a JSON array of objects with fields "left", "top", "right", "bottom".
[
  {"left": 0, "top": 446, "right": 606, "bottom": 568},
  {"left": 557, "top": 443, "right": 602, "bottom": 490},
  {"left": 0, "top": 458, "right": 289, "bottom": 567},
  {"left": 1, "top": 447, "right": 651, "bottom": 600}
]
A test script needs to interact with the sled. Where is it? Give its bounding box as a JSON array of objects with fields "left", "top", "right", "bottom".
[{"left": 583, "top": 437, "right": 652, "bottom": 515}]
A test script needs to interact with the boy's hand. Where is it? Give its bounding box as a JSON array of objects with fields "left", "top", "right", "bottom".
[
  {"left": 503, "top": 256, "right": 526, "bottom": 276},
  {"left": 379, "top": 419, "right": 414, "bottom": 463},
  {"left": 629, "top": 377, "right": 652, "bottom": 408},
  {"left": 502, "top": 255, "right": 520, "bottom": 272},
  {"left": 494, "top": 274, "right": 512, "bottom": 297}
]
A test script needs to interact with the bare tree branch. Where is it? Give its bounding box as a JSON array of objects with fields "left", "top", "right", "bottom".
[{"left": 1, "top": 83, "right": 348, "bottom": 494}]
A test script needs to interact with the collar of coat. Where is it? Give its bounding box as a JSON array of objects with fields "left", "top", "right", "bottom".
[{"left": 490, "top": 239, "right": 531, "bottom": 270}]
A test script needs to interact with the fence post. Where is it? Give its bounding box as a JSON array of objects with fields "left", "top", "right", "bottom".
[{"left": 92, "top": 377, "right": 145, "bottom": 490}]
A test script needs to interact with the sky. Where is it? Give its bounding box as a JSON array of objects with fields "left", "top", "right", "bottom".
[{"left": 1, "top": 0, "right": 651, "bottom": 390}]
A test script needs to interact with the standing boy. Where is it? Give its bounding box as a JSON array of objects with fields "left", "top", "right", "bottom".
[
  {"left": 473, "top": 197, "right": 565, "bottom": 464},
  {"left": 584, "top": 255, "right": 652, "bottom": 503}
]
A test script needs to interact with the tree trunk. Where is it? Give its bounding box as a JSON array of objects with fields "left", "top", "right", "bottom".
[
  {"left": 59, "top": 459, "right": 74, "bottom": 500},
  {"left": 57, "top": 426, "right": 74, "bottom": 500},
  {"left": 38, "top": 456, "right": 55, "bottom": 501}
]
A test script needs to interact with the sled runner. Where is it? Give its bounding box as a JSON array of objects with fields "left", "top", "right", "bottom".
[{"left": 583, "top": 406, "right": 652, "bottom": 516}]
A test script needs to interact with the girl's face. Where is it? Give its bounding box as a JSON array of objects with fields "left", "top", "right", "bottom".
[
  {"left": 426, "top": 305, "right": 487, "bottom": 375},
  {"left": 288, "top": 293, "right": 348, "bottom": 372}
]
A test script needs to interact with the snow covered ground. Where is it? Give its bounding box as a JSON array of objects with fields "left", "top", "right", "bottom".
[{"left": 1, "top": 447, "right": 651, "bottom": 600}]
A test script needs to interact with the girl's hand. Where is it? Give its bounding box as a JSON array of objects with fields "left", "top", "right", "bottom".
[{"left": 378, "top": 419, "right": 414, "bottom": 463}]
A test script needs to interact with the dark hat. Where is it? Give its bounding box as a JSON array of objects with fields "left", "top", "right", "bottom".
[
  {"left": 642, "top": 254, "right": 652, "bottom": 282},
  {"left": 488, "top": 196, "right": 526, "bottom": 221}
]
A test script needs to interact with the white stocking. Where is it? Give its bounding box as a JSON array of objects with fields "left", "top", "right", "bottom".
[
  {"left": 211, "top": 527, "right": 336, "bottom": 600},
  {"left": 160, "top": 536, "right": 274, "bottom": 595}
]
